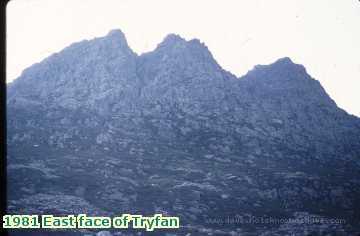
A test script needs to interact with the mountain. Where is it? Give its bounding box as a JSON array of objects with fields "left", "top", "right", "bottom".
[{"left": 6, "top": 29, "right": 360, "bottom": 236}]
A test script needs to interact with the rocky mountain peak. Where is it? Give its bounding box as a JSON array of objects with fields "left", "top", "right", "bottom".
[
  {"left": 274, "top": 56, "right": 294, "bottom": 64},
  {"left": 237, "top": 57, "right": 340, "bottom": 120},
  {"left": 154, "top": 34, "right": 213, "bottom": 60},
  {"left": 106, "top": 28, "right": 125, "bottom": 38},
  {"left": 6, "top": 29, "right": 360, "bottom": 236},
  {"left": 135, "top": 34, "right": 223, "bottom": 97},
  {"left": 101, "top": 29, "right": 132, "bottom": 52},
  {"left": 244, "top": 57, "right": 308, "bottom": 81},
  {"left": 7, "top": 29, "right": 139, "bottom": 111},
  {"left": 160, "top": 33, "right": 186, "bottom": 45}
]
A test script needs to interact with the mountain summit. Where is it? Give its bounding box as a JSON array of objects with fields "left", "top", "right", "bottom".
[{"left": 6, "top": 29, "right": 360, "bottom": 235}]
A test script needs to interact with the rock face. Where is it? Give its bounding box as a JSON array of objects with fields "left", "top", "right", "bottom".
[{"left": 6, "top": 29, "right": 360, "bottom": 235}]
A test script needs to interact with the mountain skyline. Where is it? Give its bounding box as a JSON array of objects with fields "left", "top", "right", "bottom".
[
  {"left": 7, "top": 29, "right": 358, "bottom": 117},
  {"left": 6, "top": 29, "right": 360, "bottom": 235},
  {"left": 7, "top": 14, "right": 359, "bottom": 117}
]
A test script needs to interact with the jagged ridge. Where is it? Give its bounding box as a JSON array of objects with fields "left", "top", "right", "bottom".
[{"left": 6, "top": 29, "right": 360, "bottom": 236}]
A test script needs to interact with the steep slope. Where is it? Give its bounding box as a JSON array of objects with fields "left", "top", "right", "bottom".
[
  {"left": 137, "top": 34, "right": 236, "bottom": 115},
  {"left": 8, "top": 30, "right": 139, "bottom": 114},
  {"left": 239, "top": 57, "right": 360, "bottom": 157},
  {"left": 6, "top": 30, "right": 360, "bottom": 236}
]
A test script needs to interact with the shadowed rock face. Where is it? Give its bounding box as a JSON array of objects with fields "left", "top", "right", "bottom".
[{"left": 6, "top": 29, "right": 360, "bottom": 236}]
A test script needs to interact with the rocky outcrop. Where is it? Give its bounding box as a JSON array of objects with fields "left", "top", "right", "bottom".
[{"left": 6, "top": 29, "right": 360, "bottom": 235}]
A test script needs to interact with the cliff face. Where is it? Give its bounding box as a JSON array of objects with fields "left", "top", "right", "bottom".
[{"left": 6, "top": 30, "right": 360, "bottom": 235}]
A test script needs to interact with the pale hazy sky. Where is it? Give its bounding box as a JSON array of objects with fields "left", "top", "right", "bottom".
[{"left": 6, "top": 0, "right": 360, "bottom": 117}]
